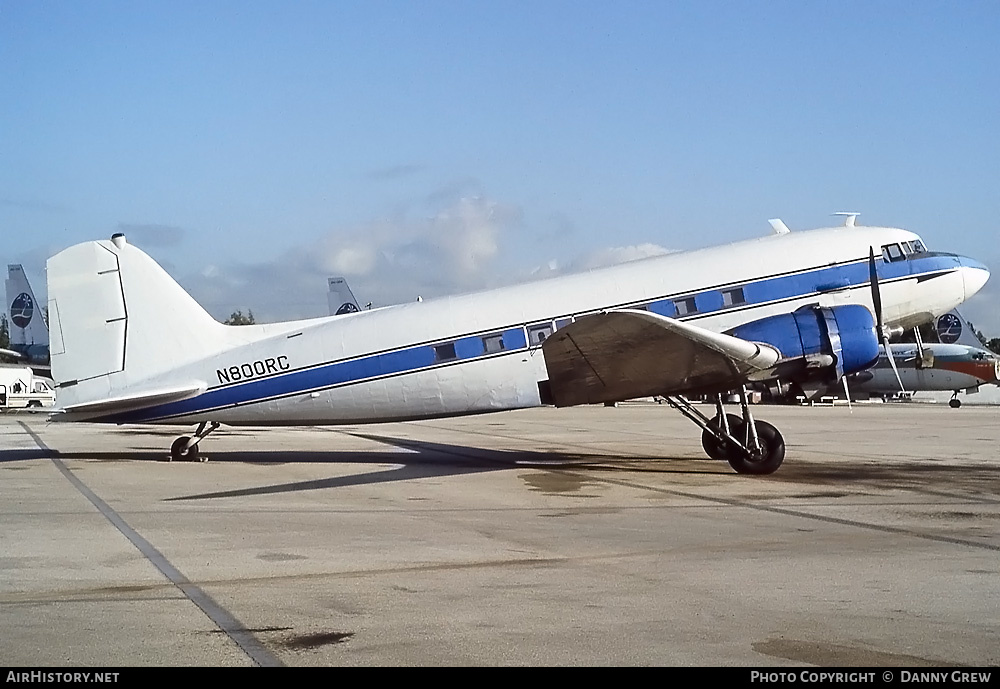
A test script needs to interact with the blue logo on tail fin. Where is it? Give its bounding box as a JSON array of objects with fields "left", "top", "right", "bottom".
[
  {"left": 936, "top": 313, "right": 962, "bottom": 344},
  {"left": 10, "top": 292, "right": 33, "bottom": 328}
]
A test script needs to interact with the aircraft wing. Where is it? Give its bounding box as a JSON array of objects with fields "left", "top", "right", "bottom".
[{"left": 541, "top": 309, "right": 780, "bottom": 407}]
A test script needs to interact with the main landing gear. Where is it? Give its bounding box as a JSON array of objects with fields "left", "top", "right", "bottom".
[
  {"left": 168, "top": 421, "right": 220, "bottom": 462},
  {"left": 949, "top": 392, "right": 962, "bottom": 409},
  {"left": 662, "top": 387, "right": 786, "bottom": 475}
]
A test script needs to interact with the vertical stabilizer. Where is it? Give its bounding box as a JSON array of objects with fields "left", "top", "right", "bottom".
[
  {"left": 47, "top": 236, "right": 230, "bottom": 407},
  {"left": 328, "top": 276, "right": 361, "bottom": 315},
  {"left": 6, "top": 265, "right": 49, "bottom": 360},
  {"left": 935, "top": 309, "right": 989, "bottom": 348}
]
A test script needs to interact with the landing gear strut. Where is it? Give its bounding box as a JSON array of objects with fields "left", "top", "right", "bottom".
[
  {"left": 663, "top": 388, "right": 786, "bottom": 475},
  {"left": 168, "top": 421, "right": 220, "bottom": 462}
]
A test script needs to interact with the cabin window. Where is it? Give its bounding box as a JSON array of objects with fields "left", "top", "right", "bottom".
[
  {"left": 554, "top": 318, "right": 573, "bottom": 330},
  {"left": 674, "top": 296, "right": 697, "bottom": 316},
  {"left": 648, "top": 300, "right": 676, "bottom": 317},
  {"left": 433, "top": 343, "right": 457, "bottom": 361},
  {"left": 912, "top": 239, "right": 926, "bottom": 253},
  {"left": 482, "top": 334, "right": 505, "bottom": 354},
  {"left": 722, "top": 288, "right": 746, "bottom": 307},
  {"left": 527, "top": 322, "right": 554, "bottom": 345}
]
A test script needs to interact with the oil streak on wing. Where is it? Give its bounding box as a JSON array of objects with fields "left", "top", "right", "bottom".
[{"left": 541, "top": 309, "right": 779, "bottom": 407}]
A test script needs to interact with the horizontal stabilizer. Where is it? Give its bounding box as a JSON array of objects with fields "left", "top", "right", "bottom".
[
  {"left": 542, "top": 309, "right": 780, "bottom": 406},
  {"left": 55, "top": 381, "right": 206, "bottom": 417}
]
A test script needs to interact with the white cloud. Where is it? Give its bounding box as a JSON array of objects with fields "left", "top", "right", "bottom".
[
  {"left": 171, "top": 193, "right": 684, "bottom": 324},
  {"left": 179, "top": 196, "right": 520, "bottom": 321},
  {"left": 317, "top": 243, "right": 379, "bottom": 276},
  {"left": 525, "top": 243, "right": 675, "bottom": 280},
  {"left": 569, "top": 243, "right": 675, "bottom": 271}
]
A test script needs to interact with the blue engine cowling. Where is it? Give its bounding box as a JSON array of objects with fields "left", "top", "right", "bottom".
[{"left": 727, "top": 304, "right": 880, "bottom": 378}]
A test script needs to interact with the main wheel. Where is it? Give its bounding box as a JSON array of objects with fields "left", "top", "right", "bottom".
[
  {"left": 701, "top": 414, "right": 745, "bottom": 460},
  {"left": 170, "top": 436, "right": 200, "bottom": 462},
  {"left": 949, "top": 398, "right": 962, "bottom": 409},
  {"left": 726, "top": 420, "right": 785, "bottom": 475}
]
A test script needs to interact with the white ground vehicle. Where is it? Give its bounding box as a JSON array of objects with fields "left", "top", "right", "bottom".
[{"left": 0, "top": 366, "right": 56, "bottom": 410}]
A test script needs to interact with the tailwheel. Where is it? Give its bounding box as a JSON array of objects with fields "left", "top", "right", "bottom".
[
  {"left": 168, "top": 421, "right": 220, "bottom": 462},
  {"left": 725, "top": 420, "right": 785, "bottom": 475},
  {"left": 170, "top": 436, "right": 202, "bottom": 462},
  {"left": 701, "top": 414, "right": 744, "bottom": 461}
]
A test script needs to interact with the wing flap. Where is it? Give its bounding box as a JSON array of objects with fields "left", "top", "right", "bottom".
[{"left": 541, "top": 309, "right": 780, "bottom": 407}]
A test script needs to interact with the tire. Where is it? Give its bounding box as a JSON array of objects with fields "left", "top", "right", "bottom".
[
  {"left": 726, "top": 420, "right": 785, "bottom": 475},
  {"left": 701, "top": 414, "right": 745, "bottom": 460},
  {"left": 949, "top": 398, "right": 961, "bottom": 409},
  {"left": 170, "top": 436, "right": 200, "bottom": 462},
  {"left": 27, "top": 400, "right": 42, "bottom": 409}
]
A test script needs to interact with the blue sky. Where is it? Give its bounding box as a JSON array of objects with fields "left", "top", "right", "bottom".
[{"left": 2, "top": 1, "right": 998, "bottom": 333}]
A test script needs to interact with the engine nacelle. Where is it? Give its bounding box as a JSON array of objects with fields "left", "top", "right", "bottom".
[{"left": 727, "top": 304, "right": 879, "bottom": 380}]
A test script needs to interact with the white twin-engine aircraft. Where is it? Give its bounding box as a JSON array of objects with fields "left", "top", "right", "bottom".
[{"left": 45, "top": 215, "right": 989, "bottom": 474}]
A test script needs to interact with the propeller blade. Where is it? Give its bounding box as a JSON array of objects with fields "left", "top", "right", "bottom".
[
  {"left": 841, "top": 375, "right": 853, "bottom": 412},
  {"left": 912, "top": 325, "right": 927, "bottom": 368},
  {"left": 869, "top": 247, "right": 884, "bottom": 333},
  {"left": 883, "top": 337, "right": 907, "bottom": 396},
  {"left": 870, "top": 245, "right": 905, "bottom": 395}
]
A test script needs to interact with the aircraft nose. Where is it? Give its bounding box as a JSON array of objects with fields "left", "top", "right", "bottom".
[{"left": 958, "top": 257, "right": 990, "bottom": 301}]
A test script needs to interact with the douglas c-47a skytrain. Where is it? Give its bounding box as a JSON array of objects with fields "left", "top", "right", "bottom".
[{"left": 45, "top": 214, "right": 989, "bottom": 474}]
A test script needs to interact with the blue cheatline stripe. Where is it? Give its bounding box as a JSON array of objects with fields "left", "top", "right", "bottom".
[
  {"left": 111, "top": 327, "right": 528, "bottom": 423},
  {"left": 102, "top": 252, "right": 962, "bottom": 424},
  {"left": 654, "top": 253, "right": 961, "bottom": 320}
]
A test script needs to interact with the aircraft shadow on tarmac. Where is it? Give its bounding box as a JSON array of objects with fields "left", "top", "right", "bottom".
[
  {"left": 165, "top": 431, "right": 738, "bottom": 500},
  {"left": 4, "top": 427, "right": 735, "bottom": 499},
  {"left": 4, "top": 432, "right": 994, "bottom": 501},
  {"left": 0, "top": 449, "right": 53, "bottom": 463}
]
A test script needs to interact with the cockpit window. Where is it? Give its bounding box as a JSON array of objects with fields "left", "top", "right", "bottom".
[
  {"left": 882, "top": 239, "right": 927, "bottom": 262},
  {"left": 881, "top": 243, "right": 905, "bottom": 262}
]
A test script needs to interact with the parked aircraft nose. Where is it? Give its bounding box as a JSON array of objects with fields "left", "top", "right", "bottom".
[{"left": 959, "top": 257, "right": 990, "bottom": 301}]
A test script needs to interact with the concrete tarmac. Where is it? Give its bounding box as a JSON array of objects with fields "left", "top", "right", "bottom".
[{"left": 1, "top": 402, "right": 998, "bottom": 667}]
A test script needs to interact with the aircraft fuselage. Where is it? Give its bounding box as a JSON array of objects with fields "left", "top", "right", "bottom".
[{"left": 50, "top": 225, "right": 988, "bottom": 426}]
